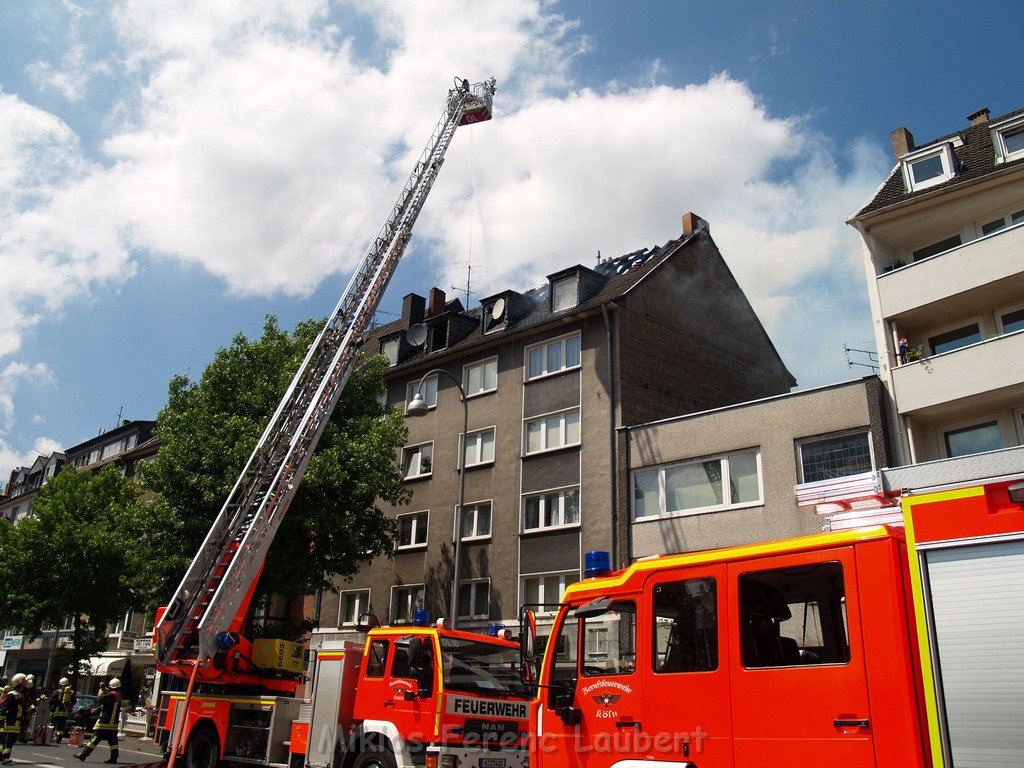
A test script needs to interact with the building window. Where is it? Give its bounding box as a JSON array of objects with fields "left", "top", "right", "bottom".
[
  {"left": 633, "top": 450, "right": 762, "bottom": 519},
  {"left": 464, "top": 358, "right": 497, "bottom": 396},
  {"left": 797, "top": 431, "right": 873, "bottom": 484},
  {"left": 912, "top": 233, "right": 962, "bottom": 262},
  {"left": 402, "top": 442, "right": 433, "bottom": 479},
  {"left": 88, "top": 449, "right": 101, "bottom": 464},
  {"left": 992, "top": 116, "right": 1024, "bottom": 164},
  {"left": 396, "top": 511, "right": 428, "bottom": 549},
  {"left": 459, "top": 502, "right": 492, "bottom": 540},
  {"left": 462, "top": 428, "right": 495, "bottom": 468},
  {"left": 523, "top": 571, "right": 577, "bottom": 611},
  {"left": 551, "top": 276, "right": 578, "bottom": 312},
  {"left": 391, "top": 585, "right": 425, "bottom": 623},
  {"left": 944, "top": 421, "right": 1001, "bottom": 458},
  {"left": 101, "top": 440, "right": 122, "bottom": 460},
  {"left": 928, "top": 323, "right": 982, "bottom": 356},
  {"left": 525, "top": 409, "right": 580, "bottom": 454},
  {"left": 381, "top": 338, "right": 399, "bottom": 366},
  {"left": 523, "top": 487, "right": 580, "bottom": 531},
  {"left": 900, "top": 143, "right": 957, "bottom": 192},
  {"left": 339, "top": 590, "right": 370, "bottom": 625},
  {"left": 1000, "top": 306, "right": 1024, "bottom": 335},
  {"left": 458, "top": 579, "right": 490, "bottom": 619},
  {"left": 406, "top": 375, "right": 438, "bottom": 412},
  {"left": 526, "top": 334, "right": 581, "bottom": 380},
  {"left": 652, "top": 577, "right": 718, "bottom": 673},
  {"left": 365, "top": 639, "right": 389, "bottom": 677},
  {"left": 581, "top": 601, "right": 636, "bottom": 675},
  {"left": 980, "top": 209, "right": 1024, "bottom": 236}
]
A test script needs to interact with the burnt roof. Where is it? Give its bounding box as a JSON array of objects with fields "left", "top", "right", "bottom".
[{"left": 854, "top": 107, "right": 1024, "bottom": 218}]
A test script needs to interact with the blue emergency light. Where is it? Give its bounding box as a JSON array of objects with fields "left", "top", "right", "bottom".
[
  {"left": 412, "top": 609, "right": 433, "bottom": 626},
  {"left": 488, "top": 623, "right": 505, "bottom": 636},
  {"left": 584, "top": 550, "right": 612, "bottom": 578}
]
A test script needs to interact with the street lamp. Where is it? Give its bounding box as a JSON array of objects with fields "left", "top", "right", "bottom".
[{"left": 407, "top": 369, "right": 468, "bottom": 629}]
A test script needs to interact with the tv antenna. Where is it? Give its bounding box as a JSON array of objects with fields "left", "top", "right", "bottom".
[{"left": 844, "top": 343, "right": 879, "bottom": 373}]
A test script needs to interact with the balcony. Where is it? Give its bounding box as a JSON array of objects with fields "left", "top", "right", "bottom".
[
  {"left": 877, "top": 223, "right": 1024, "bottom": 319},
  {"left": 891, "top": 330, "right": 1024, "bottom": 414}
]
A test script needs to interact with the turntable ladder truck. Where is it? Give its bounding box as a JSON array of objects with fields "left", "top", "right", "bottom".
[{"left": 152, "top": 77, "right": 529, "bottom": 768}]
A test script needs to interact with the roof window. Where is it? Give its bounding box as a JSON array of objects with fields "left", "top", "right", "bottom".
[
  {"left": 991, "top": 114, "right": 1024, "bottom": 164},
  {"left": 900, "top": 143, "right": 958, "bottom": 192}
]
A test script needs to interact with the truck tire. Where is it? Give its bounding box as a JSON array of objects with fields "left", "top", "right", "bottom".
[
  {"left": 185, "top": 726, "right": 220, "bottom": 768},
  {"left": 353, "top": 746, "right": 397, "bottom": 768}
]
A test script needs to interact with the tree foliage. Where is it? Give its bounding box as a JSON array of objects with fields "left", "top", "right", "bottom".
[
  {"left": 142, "top": 315, "right": 408, "bottom": 623},
  {"left": 0, "top": 465, "right": 179, "bottom": 670}
]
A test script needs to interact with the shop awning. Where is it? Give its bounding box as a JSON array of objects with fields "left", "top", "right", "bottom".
[{"left": 83, "top": 656, "right": 129, "bottom": 677}]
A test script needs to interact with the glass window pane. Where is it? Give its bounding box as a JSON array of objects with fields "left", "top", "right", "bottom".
[
  {"left": 944, "top": 421, "right": 1001, "bottom": 457},
  {"left": 527, "top": 421, "right": 543, "bottom": 453},
  {"left": 524, "top": 578, "right": 541, "bottom": 606},
  {"left": 524, "top": 497, "right": 540, "bottom": 529},
  {"left": 729, "top": 452, "right": 760, "bottom": 504},
  {"left": 564, "top": 410, "right": 580, "bottom": 445},
  {"left": 477, "top": 504, "right": 491, "bottom": 536},
  {"left": 910, "top": 154, "right": 944, "bottom": 183},
  {"left": 467, "top": 365, "right": 483, "bottom": 394},
  {"left": 563, "top": 489, "right": 580, "bottom": 524},
  {"left": 981, "top": 217, "right": 1007, "bottom": 236},
  {"left": 546, "top": 415, "right": 562, "bottom": 448},
  {"left": 582, "top": 601, "right": 636, "bottom": 676},
  {"left": 929, "top": 324, "right": 982, "bottom": 355},
  {"left": 565, "top": 335, "right": 581, "bottom": 368},
  {"left": 652, "top": 577, "right": 718, "bottom": 673},
  {"left": 544, "top": 493, "right": 559, "bottom": 526},
  {"left": 553, "top": 278, "right": 577, "bottom": 311},
  {"left": 634, "top": 471, "right": 660, "bottom": 518},
  {"left": 480, "top": 430, "right": 494, "bottom": 462},
  {"left": 1001, "top": 307, "right": 1024, "bottom": 334},
  {"left": 547, "top": 341, "right": 561, "bottom": 375},
  {"left": 1004, "top": 126, "right": 1024, "bottom": 154},
  {"left": 484, "top": 360, "right": 497, "bottom": 390},
  {"left": 665, "top": 461, "right": 723, "bottom": 512},
  {"left": 799, "top": 433, "right": 871, "bottom": 483},
  {"left": 399, "top": 516, "right": 413, "bottom": 546},
  {"left": 528, "top": 347, "right": 544, "bottom": 378}
]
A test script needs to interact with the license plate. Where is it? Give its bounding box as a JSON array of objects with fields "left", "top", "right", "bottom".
[{"left": 480, "top": 759, "right": 506, "bottom": 768}]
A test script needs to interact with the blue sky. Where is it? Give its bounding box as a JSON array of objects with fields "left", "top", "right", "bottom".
[{"left": 0, "top": 0, "right": 1021, "bottom": 477}]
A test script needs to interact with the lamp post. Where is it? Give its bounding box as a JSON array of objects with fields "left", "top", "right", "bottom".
[{"left": 407, "top": 369, "right": 467, "bottom": 629}]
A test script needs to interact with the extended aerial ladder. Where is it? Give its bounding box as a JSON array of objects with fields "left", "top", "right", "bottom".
[{"left": 155, "top": 77, "right": 496, "bottom": 688}]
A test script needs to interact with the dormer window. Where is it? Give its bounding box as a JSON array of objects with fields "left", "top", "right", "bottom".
[
  {"left": 901, "top": 143, "right": 958, "bottom": 192},
  {"left": 380, "top": 338, "right": 399, "bottom": 366},
  {"left": 991, "top": 115, "right": 1024, "bottom": 164},
  {"left": 552, "top": 276, "right": 577, "bottom": 312}
]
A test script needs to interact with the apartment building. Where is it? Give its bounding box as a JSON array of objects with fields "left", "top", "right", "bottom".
[
  {"left": 313, "top": 213, "right": 796, "bottom": 635},
  {"left": 848, "top": 106, "right": 1024, "bottom": 464}
]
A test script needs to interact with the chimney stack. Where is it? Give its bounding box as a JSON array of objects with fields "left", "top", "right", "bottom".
[
  {"left": 428, "top": 287, "right": 447, "bottom": 317},
  {"left": 401, "top": 293, "right": 425, "bottom": 328},
  {"left": 890, "top": 127, "right": 915, "bottom": 160},
  {"left": 682, "top": 212, "right": 708, "bottom": 236},
  {"left": 967, "top": 107, "right": 990, "bottom": 126}
]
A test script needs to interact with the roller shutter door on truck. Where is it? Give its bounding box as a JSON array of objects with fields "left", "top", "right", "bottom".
[{"left": 926, "top": 539, "right": 1024, "bottom": 767}]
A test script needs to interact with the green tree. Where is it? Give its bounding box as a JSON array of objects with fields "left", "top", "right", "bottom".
[
  {"left": 0, "top": 465, "right": 179, "bottom": 679},
  {"left": 142, "top": 315, "right": 408, "bottom": 635}
]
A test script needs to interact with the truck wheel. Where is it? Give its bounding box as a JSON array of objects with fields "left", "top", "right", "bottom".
[
  {"left": 185, "top": 726, "right": 220, "bottom": 768},
  {"left": 353, "top": 746, "right": 397, "bottom": 768}
]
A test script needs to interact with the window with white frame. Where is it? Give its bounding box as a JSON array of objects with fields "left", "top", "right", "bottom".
[
  {"left": 992, "top": 116, "right": 1024, "bottom": 164},
  {"left": 462, "top": 428, "right": 495, "bottom": 467},
  {"left": 928, "top": 323, "right": 982, "bottom": 356},
  {"left": 523, "top": 487, "right": 580, "bottom": 531},
  {"left": 391, "top": 584, "right": 425, "bottom": 623},
  {"left": 406, "top": 375, "right": 438, "bottom": 412},
  {"left": 980, "top": 209, "right": 1024, "bottom": 236},
  {"left": 397, "top": 511, "right": 428, "bottom": 549},
  {"left": 381, "top": 338, "right": 399, "bottom": 366},
  {"left": 465, "top": 358, "right": 497, "bottom": 396},
  {"left": 552, "top": 276, "right": 578, "bottom": 312},
  {"left": 339, "top": 590, "right": 370, "bottom": 625},
  {"left": 525, "top": 409, "right": 580, "bottom": 454},
  {"left": 999, "top": 305, "right": 1024, "bottom": 335},
  {"left": 797, "top": 432, "right": 873, "bottom": 484},
  {"left": 944, "top": 421, "right": 1002, "bottom": 458},
  {"left": 633, "top": 450, "right": 762, "bottom": 519},
  {"left": 526, "top": 334, "right": 581, "bottom": 380},
  {"left": 912, "top": 233, "right": 962, "bottom": 262},
  {"left": 900, "top": 143, "right": 958, "bottom": 192},
  {"left": 523, "top": 571, "right": 577, "bottom": 611},
  {"left": 458, "top": 579, "right": 490, "bottom": 619},
  {"left": 403, "top": 442, "right": 433, "bottom": 479},
  {"left": 459, "top": 501, "right": 492, "bottom": 540}
]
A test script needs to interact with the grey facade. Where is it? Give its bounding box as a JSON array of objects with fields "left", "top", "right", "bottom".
[{"left": 315, "top": 213, "right": 796, "bottom": 634}]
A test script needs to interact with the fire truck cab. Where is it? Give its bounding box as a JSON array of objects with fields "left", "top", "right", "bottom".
[{"left": 526, "top": 527, "right": 929, "bottom": 768}]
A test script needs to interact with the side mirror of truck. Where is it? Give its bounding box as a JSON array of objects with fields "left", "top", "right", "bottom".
[{"left": 519, "top": 608, "right": 539, "bottom": 685}]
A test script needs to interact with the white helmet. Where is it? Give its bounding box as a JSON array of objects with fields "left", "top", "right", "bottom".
[
  {"left": 10, "top": 673, "right": 26, "bottom": 686},
  {"left": 59, "top": 677, "right": 70, "bottom": 686},
  {"left": 108, "top": 677, "right": 121, "bottom": 689}
]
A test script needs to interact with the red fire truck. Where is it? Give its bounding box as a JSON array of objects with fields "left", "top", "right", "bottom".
[
  {"left": 522, "top": 475, "right": 1024, "bottom": 768},
  {"left": 151, "top": 76, "right": 531, "bottom": 768}
]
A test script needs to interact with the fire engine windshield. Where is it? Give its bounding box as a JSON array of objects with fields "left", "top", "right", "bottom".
[{"left": 439, "top": 636, "right": 528, "bottom": 697}]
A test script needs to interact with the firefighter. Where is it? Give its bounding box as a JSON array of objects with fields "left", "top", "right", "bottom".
[
  {"left": 75, "top": 678, "right": 122, "bottom": 763},
  {"left": 18, "top": 675, "right": 35, "bottom": 743},
  {"left": 0, "top": 673, "right": 27, "bottom": 764},
  {"left": 50, "top": 677, "right": 75, "bottom": 743}
]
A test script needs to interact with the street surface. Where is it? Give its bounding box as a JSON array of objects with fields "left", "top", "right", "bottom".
[{"left": 7, "top": 738, "right": 162, "bottom": 768}]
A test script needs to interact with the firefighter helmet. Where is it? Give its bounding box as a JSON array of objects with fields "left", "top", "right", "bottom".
[
  {"left": 11, "top": 673, "right": 26, "bottom": 686},
  {"left": 59, "top": 677, "right": 70, "bottom": 686},
  {"left": 108, "top": 677, "right": 121, "bottom": 689}
]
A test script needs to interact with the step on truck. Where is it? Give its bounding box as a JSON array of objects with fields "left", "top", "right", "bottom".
[{"left": 522, "top": 477, "right": 1024, "bottom": 768}]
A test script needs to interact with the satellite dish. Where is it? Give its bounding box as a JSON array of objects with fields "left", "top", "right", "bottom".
[
  {"left": 490, "top": 298, "right": 506, "bottom": 321},
  {"left": 406, "top": 323, "right": 428, "bottom": 347}
]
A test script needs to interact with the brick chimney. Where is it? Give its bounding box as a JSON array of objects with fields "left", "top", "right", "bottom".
[
  {"left": 682, "top": 212, "right": 708, "bottom": 236},
  {"left": 967, "top": 107, "right": 990, "bottom": 126},
  {"left": 890, "top": 127, "right": 915, "bottom": 160},
  {"left": 401, "top": 293, "right": 425, "bottom": 329},
  {"left": 428, "top": 287, "right": 447, "bottom": 317}
]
